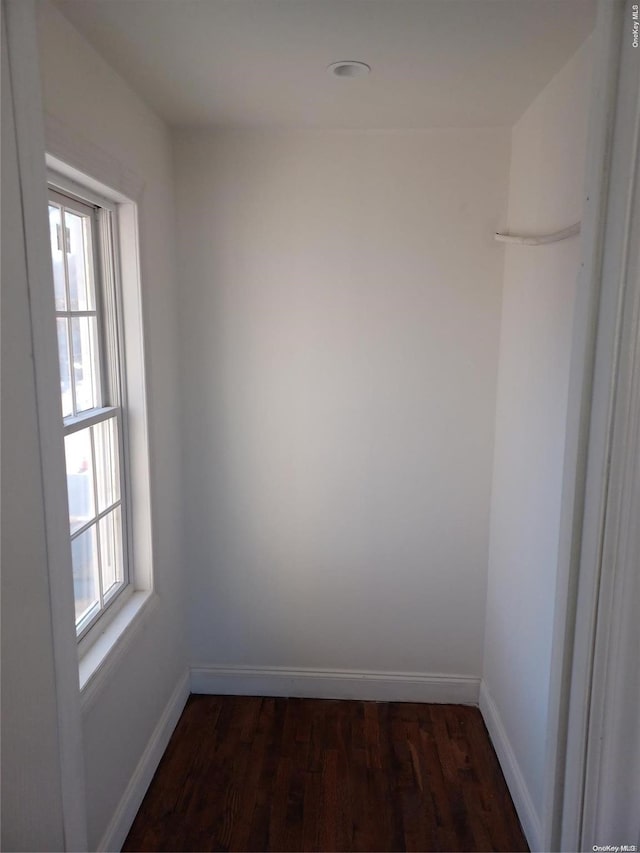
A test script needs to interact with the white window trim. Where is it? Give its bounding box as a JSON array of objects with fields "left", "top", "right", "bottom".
[{"left": 46, "top": 145, "right": 157, "bottom": 696}]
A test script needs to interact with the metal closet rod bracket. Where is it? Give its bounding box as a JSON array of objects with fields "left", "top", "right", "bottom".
[{"left": 494, "top": 222, "right": 581, "bottom": 245}]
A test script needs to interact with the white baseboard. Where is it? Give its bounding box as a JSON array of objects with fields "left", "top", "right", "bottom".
[
  {"left": 190, "top": 664, "right": 480, "bottom": 704},
  {"left": 479, "top": 680, "right": 542, "bottom": 851},
  {"left": 97, "top": 669, "right": 190, "bottom": 853}
]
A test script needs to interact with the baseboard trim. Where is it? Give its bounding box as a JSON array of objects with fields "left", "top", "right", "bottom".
[
  {"left": 97, "top": 669, "right": 190, "bottom": 852},
  {"left": 479, "top": 680, "right": 542, "bottom": 851},
  {"left": 190, "top": 664, "right": 480, "bottom": 704}
]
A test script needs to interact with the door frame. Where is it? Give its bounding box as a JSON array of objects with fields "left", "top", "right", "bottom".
[
  {"left": 3, "top": 0, "right": 88, "bottom": 848},
  {"left": 543, "top": 1, "right": 640, "bottom": 849}
]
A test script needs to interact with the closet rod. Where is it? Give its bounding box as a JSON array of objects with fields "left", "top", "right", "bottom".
[{"left": 494, "top": 222, "right": 581, "bottom": 245}]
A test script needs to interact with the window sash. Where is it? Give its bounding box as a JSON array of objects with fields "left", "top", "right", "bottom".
[
  {"left": 63, "top": 405, "right": 118, "bottom": 435},
  {"left": 48, "top": 183, "right": 131, "bottom": 640}
]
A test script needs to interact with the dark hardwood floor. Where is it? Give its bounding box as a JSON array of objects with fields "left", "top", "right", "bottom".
[{"left": 123, "top": 695, "right": 528, "bottom": 852}]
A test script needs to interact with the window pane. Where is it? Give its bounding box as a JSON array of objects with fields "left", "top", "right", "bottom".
[
  {"left": 71, "top": 315, "right": 100, "bottom": 412},
  {"left": 72, "top": 525, "right": 100, "bottom": 626},
  {"left": 48, "top": 204, "right": 67, "bottom": 310},
  {"left": 100, "top": 506, "right": 123, "bottom": 597},
  {"left": 64, "top": 209, "right": 95, "bottom": 311},
  {"left": 65, "top": 428, "right": 95, "bottom": 534},
  {"left": 94, "top": 417, "right": 120, "bottom": 513},
  {"left": 56, "top": 319, "right": 73, "bottom": 418}
]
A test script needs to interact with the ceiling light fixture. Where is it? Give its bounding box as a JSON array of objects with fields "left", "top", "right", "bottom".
[{"left": 327, "top": 61, "right": 371, "bottom": 78}]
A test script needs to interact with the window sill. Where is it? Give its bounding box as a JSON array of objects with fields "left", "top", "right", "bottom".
[{"left": 79, "top": 589, "right": 158, "bottom": 712}]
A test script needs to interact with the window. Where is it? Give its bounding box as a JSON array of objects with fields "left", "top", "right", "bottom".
[{"left": 47, "top": 185, "right": 129, "bottom": 639}]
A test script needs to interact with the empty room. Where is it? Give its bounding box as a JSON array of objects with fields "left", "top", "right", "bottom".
[{"left": 2, "top": 0, "right": 639, "bottom": 851}]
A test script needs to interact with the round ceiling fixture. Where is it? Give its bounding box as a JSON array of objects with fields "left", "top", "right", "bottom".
[{"left": 327, "top": 61, "right": 371, "bottom": 79}]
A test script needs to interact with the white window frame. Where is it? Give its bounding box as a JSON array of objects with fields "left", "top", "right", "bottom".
[
  {"left": 46, "top": 149, "right": 157, "bottom": 694},
  {"left": 48, "top": 180, "right": 134, "bottom": 641}
]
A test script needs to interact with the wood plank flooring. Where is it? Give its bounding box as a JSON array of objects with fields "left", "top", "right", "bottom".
[{"left": 123, "top": 695, "right": 528, "bottom": 852}]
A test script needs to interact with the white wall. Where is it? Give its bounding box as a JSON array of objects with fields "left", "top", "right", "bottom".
[
  {"left": 34, "top": 2, "right": 186, "bottom": 847},
  {"left": 175, "top": 129, "right": 510, "bottom": 679},
  {"left": 482, "top": 38, "right": 593, "bottom": 844},
  {"left": 1, "top": 11, "right": 66, "bottom": 849}
]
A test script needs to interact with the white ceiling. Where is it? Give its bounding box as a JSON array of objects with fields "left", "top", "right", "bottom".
[{"left": 53, "top": 0, "right": 596, "bottom": 129}]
